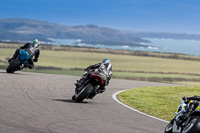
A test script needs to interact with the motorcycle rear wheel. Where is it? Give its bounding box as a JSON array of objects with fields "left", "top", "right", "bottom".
[
  {"left": 75, "top": 84, "right": 93, "bottom": 103},
  {"left": 6, "top": 58, "right": 21, "bottom": 73}
]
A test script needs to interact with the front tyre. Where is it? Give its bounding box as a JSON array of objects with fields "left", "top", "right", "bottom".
[
  {"left": 164, "top": 122, "right": 173, "bottom": 133},
  {"left": 6, "top": 58, "right": 21, "bottom": 73},
  {"left": 75, "top": 84, "right": 93, "bottom": 103}
]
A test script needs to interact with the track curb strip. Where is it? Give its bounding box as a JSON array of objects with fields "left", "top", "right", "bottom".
[{"left": 112, "top": 90, "right": 170, "bottom": 123}]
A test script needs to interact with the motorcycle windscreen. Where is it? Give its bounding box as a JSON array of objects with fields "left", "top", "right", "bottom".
[{"left": 19, "top": 49, "right": 30, "bottom": 63}]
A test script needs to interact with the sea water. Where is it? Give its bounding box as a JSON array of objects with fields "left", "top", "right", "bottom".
[
  {"left": 143, "top": 38, "right": 200, "bottom": 56},
  {"left": 47, "top": 38, "right": 200, "bottom": 56}
]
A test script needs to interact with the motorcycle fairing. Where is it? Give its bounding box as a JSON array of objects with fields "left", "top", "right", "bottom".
[
  {"left": 195, "top": 106, "right": 200, "bottom": 111},
  {"left": 172, "top": 123, "right": 181, "bottom": 133},
  {"left": 90, "top": 73, "right": 104, "bottom": 85},
  {"left": 19, "top": 49, "right": 30, "bottom": 63}
]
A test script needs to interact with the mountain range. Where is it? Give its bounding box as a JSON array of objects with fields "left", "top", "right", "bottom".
[
  {"left": 0, "top": 18, "right": 150, "bottom": 47},
  {"left": 0, "top": 18, "right": 200, "bottom": 47}
]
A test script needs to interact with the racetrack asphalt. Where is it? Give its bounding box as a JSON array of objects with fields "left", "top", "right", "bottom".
[{"left": 0, "top": 69, "right": 177, "bottom": 133}]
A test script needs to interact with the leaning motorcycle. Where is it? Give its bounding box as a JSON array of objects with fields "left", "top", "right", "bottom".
[
  {"left": 164, "top": 97, "right": 200, "bottom": 133},
  {"left": 72, "top": 71, "right": 104, "bottom": 103},
  {"left": 6, "top": 49, "right": 30, "bottom": 73}
]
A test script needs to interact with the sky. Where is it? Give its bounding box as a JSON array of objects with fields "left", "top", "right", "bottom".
[{"left": 1, "top": 0, "right": 200, "bottom": 34}]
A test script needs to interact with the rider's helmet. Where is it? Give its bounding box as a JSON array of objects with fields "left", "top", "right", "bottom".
[
  {"left": 101, "top": 59, "right": 112, "bottom": 72},
  {"left": 33, "top": 39, "right": 40, "bottom": 48},
  {"left": 102, "top": 59, "right": 111, "bottom": 65}
]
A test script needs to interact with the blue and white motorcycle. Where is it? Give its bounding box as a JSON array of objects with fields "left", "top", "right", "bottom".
[
  {"left": 165, "top": 96, "right": 200, "bottom": 133},
  {"left": 6, "top": 49, "right": 30, "bottom": 73}
]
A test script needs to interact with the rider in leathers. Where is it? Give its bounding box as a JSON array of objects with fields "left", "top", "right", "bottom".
[
  {"left": 178, "top": 96, "right": 200, "bottom": 121},
  {"left": 73, "top": 59, "right": 112, "bottom": 99},
  {"left": 8, "top": 39, "right": 40, "bottom": 69}
]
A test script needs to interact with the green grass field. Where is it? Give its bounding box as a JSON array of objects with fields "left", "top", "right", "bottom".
[{"left": 119, "top": 86, "right": 200, "bottom": 121}]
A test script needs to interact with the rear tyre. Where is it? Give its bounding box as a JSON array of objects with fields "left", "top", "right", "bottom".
[
  {"left": 72, "top": 95, "right": 76, "bottom": 100},
  {"left": 75, "top": 84, "right": 93, "bottom": 103},
  {"left": 6, "top": 58, "right": 21, "bottom": 73}
]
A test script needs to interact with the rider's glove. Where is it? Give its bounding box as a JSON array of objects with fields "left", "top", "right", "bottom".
[
  {"left": 85, "top": 66, "right": 92, "bottom": 71},
  {"left": 33, "top": 58, "right": 38, "bottom": 62},
  {"left": 183, "top": 96, "right": 190, "bottom": 103}
]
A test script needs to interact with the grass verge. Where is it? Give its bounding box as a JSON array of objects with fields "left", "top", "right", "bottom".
[
  {"left": 118, "top": 86, "right": 200, "bottom": 121},
  {"left": 24, "top": 68, "right": 84, "bottom": 76},
  {"left": 1, "top": 44, "right": 200, "bottom": 85}
]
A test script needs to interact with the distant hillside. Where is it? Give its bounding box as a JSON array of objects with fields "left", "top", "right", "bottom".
[{"left": 0, "top": 18, "right": 150, "bottom": 47}]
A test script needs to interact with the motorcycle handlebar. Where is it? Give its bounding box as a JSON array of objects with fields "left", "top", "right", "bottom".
[{"left": 182, "top": 96, "right": 200, "bottom": 105}]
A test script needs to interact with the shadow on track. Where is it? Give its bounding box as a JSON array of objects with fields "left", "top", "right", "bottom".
[
  {"left": 52, "top": 99, "right": 88, "bottom": 104},
  {"left": 2, "top": 72, "right": 26, "bottom": 75},
  {"left": 0, "top": 71, "right": 6, "bottom": 74}
]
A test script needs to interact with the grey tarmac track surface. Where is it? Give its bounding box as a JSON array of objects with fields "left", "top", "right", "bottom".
[{"left": 0, "top": 69, "right": 176, "bottom": 133}]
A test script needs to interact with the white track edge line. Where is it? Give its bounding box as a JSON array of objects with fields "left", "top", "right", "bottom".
[{"left": 112, "top": 90, "right": 169, "bottom": 123}]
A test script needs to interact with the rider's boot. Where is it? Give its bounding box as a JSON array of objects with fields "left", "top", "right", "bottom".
[
  {"left": 97, "top": 86, "right": 106, "bottom": 93},
  {"left": 24, "top": 63, "right": 33, "bottom": 69}
]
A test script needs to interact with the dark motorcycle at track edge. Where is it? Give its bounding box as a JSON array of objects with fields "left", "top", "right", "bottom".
[
  {"left": 72, "top": 71, "right": 105, "bottom": 103},
  {"left": 165, "top": 96, "right": 200, "bottom": 133},
  {"left": 6, "top": 49, "right": 30, "bottom": 73}
]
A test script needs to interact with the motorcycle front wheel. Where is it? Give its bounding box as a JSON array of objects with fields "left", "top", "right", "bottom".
[
  {"left": 182, "top": 116, "right": 200, "bottom": 133},
  {"left": 165, "top": 122, "right": 173, "bottom": 133}
]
